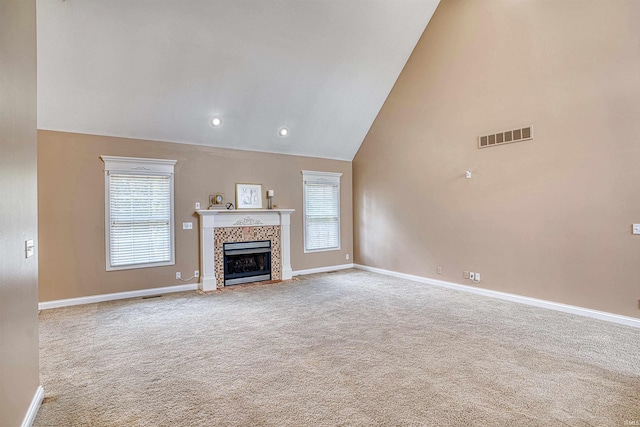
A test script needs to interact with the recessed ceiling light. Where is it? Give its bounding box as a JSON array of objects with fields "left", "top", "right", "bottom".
[
  {"left": 278, "top": 127, "right": 289, "bottom": 137},
  {"left": 210, "top": 117, "right": 222, "bottom": 127}
]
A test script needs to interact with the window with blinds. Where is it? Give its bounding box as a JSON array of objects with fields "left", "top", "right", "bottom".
[
  {"left": 302, "top": 170, "right": 342, "bottom": 252},
  {"left": 101, "top": 156, "right": 176, "bottom": 271}
]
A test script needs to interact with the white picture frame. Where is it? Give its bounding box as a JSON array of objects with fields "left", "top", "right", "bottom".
[{"left": 235, "top": 183, "right": 263, "bottom": 209}]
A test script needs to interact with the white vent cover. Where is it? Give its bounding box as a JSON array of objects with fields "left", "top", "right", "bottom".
[{"left": 478, "top": 126, "right": 533, "bottom": 149}]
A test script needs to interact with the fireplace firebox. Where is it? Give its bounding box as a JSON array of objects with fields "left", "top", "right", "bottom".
[{"left": 223, "top": 240, "right": 271, "bottom": 286}]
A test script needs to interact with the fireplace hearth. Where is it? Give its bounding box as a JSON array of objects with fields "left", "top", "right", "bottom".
[{"left": 223, "top": 240, "right": 271, "bottom": 285}]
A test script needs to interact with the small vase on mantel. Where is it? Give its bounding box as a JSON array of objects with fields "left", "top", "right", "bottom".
[{"left": 267, "top": 190, "right": 274, "bottom": 209}]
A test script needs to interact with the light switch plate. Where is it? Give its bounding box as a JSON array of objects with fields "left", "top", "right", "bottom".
[
  {"left": 195, "top": 202, "right": 200, "bottom": 210},
  {"left": 25, "top": 239, "right": 35, "bottom": 258},
  {"left": 633, "top": 224, "right": 640, "bottom": 235},
  {"left": 183, "top": 222, "right": 193, "bottom": 230}
]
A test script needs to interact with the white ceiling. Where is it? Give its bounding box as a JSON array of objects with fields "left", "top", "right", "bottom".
[{"left": 37, "top": 0, "right": 439, "bottom": 161}]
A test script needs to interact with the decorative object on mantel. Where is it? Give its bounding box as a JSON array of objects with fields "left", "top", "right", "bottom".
[
  {"left": 225, "top": 202, "right": 234, "bottom": 210},
  {"left": 209, "top": 193, "right": 224, "bottom": 207},
  {"left": 236, "top": 183, "right": 262, "bottom": 209},
  {"left": 266, "top": 189, "right": 274, "bottom": 210}
]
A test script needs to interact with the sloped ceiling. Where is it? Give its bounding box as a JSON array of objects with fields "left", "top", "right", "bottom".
[{"left": 37, "top": 0, "right": 439, "bottom": 160}]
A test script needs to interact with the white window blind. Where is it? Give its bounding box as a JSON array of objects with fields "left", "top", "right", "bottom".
[
  {"left": 109, "top": 174, "right": 172, "bottom": 267},
  {"left": 302, "top": 170, "right": 342, "bottom": 252},
  {"left": 101, "top": 156, "right": 176, "bottom": 271}
]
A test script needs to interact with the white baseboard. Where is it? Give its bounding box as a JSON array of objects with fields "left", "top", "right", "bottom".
[
  {"left": 21, "top": 385, "right": 44, "bottom": 427},
  {"left": 354, "top": 264, "right": 640, "bottom": 329},
  {"left": 39, "top": 283, "right": 198, "bottom": 310},
  {"left": 292, "top": 263, "right": 354, "bottom": 276}
]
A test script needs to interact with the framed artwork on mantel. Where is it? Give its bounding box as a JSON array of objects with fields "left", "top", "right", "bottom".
[{"left": 235, "top": 183, "right": 263, "bottom": 209}]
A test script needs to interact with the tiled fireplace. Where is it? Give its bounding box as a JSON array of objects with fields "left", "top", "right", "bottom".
[{"left": 196, "top": 209, "right": 294, "bottom": 291}]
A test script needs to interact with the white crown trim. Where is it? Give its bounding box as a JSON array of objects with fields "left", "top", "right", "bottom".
[
  {"left": 101, "top": 155, "right": 176, "bottom": 174},
  {"left": 301, "top": 170, "right": 342, "bottom": 184}
]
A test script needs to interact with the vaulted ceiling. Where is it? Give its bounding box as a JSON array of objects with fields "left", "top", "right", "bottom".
[{"left": 37, "top": 0, "right": 439, "bottom": 160}]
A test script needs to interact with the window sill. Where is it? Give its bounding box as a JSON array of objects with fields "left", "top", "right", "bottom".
[
  {"left": 304, "top": 247, "right": 341, "bottom": 254},
  {"left": 106, "top": 260, "right": 175, "bottom": 271}
]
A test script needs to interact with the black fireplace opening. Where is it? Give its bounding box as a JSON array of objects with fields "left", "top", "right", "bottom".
[{"left": 223, "top": 240, "right": 271, "bottom": 286}]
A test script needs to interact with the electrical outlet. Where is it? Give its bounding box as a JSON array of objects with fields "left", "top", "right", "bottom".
[
  {"left": 437, "top": 266, "right": 442, "bottom": 275},
  {"left": 463, "top": 271, "right": 470, "bottom": 279},
  {"left": 194, "top": 270, "right": 199, "bottom": 278},
  {"left": 176, "top": 272, "right": 181, "bottom": 280},
  {"left": 346, "top": 254, "right": 350, "bottom": 260},
  {"left": 633, "top": 224, "right": 640, "bottom": 235},
  {"left": 475, "top": 272, "right": 481, "bottom": 282},
  {"left": 469, "top": 272, "right": 475, "bottom": 281},
  {"left": 195, "top": 202, "right": 201, "bottom": 210}
]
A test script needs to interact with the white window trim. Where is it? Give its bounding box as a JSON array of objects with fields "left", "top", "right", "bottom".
[
  {"left": 302, "top": 170, "right": 342, "bottom": 253},
  {"left": 101, "top": 156, "right": 177, "bottom": 271}
]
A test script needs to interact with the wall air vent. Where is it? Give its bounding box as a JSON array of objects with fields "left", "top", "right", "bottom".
[{"left": 478, "top": 126, "right": 533, "bottom": 149}]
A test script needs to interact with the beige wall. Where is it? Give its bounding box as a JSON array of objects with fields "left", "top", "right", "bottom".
[
  {"left": 354, "top": 0, "right": 640, "bottom": 319},
  {"left": 38, "top": 131, "right": 352, "bottom": 301},
  {"left": 0, "top": 0, "right": 40, "bottom": 424}
]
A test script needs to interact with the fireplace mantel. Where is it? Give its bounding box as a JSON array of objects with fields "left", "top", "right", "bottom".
[{"left": 196, "top": 209, "right": 294, "bottom": 291}]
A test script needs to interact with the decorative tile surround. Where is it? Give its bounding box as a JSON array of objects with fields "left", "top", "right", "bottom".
[
  {"left": 214, "top": 226, "right": 282, "bottom": 285},
  {"left": 196, "top": 209, "right": 294, "bottom": 291}
]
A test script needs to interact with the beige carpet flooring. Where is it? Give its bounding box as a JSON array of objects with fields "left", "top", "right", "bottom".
[{"left": 35, "top": 269, "right": 640, "bottom": 426}]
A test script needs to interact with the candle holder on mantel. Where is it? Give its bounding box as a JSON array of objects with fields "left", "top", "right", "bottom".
[{"left": 267, "top": 189, "right": 274, "bottom": 209}]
